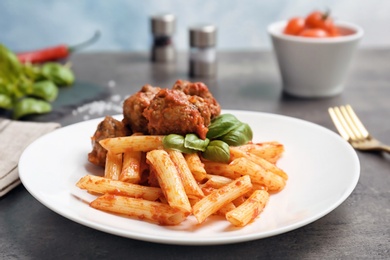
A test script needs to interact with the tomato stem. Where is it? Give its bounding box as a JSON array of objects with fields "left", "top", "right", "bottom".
[{"left": 322, "top": 8, "right": 331, "bottom": 20}]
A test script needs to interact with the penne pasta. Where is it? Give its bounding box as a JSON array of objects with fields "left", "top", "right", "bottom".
[
  {"left": 119, "top": 150, "right": 142, "bottom": 183},
  {"left": 146, "top": 150, "right": 192, "bottom": 213},
  {"left": 230, "top": 147, "right": 288, "bottom": 180},
  {"left": 203, "top": 161, "right": 241, "bottom": 179},
  {"left": 226, "top": 189, "right": 269, "bottom": 227},
  {"left": 104, "top": 151, "right": 122, "bottom": 180},
  {"left": 202, "top": 174, "right": 233, "bottom": 189},
  {"left": 168, "top": 150, "right": 204, "bottom": 199},
  {"left": 229, "top": 157, "right": 286, "bottom": 192},
  {"left": 81, "top": 113, "right": 289, "bottom": 227},
  {"left": 99, "top": 135, "right": 165, "bottom": 154},
  {"left": 192, "top": 175, "right": 252, "bottom": 223},
  {"left": 184, "top": 153, "right": 208, "bottom": 182},
  {"left": 235, "top": 142, "right": 284, "bottom": 164},
  {"left": 90, "top": 194, "right": 189, "bottom": 225},
  {"left": 76, "top": 174, "right": 163, "bottom": 201},
  {"left": 200, "top": 185, "right": 237, "bottom": 217},
  {"left": 216, "top": 201, "right": 237, "bottom": 216}
]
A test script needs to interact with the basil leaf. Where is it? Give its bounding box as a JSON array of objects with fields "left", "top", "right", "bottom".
[
  {"left": 31, "top": 80, "right": 58, "bottom": 102},
  {"left": 13, "top": 97, "right": 52, "bottom": 119},
  {"left": 163, "top": 134, "right": 197, "bottom": 154},
  {"left": 202, "top": 140, "right": 230, "bottom": 163},
  {"left": 206, "top": 114, "right": 241, "bottom": 139},
  {"left": 221, "top": 123, "right": 253, "bottom": 146},
  {"left": 184, "top": 134, "right": 210, "bottom": 152}
]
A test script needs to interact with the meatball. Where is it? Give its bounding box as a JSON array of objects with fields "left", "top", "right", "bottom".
[
  {"left": 122, "top": 84, "right": 161, "bottom": 133},
  {"left": 143, "top": 89, "right": 209, "bottom": 139},
  {"left": 172, "top": 79, "right": 221, "bottom": 119},
  {"left": 187, "top": 95, "right": 212, "bottom": 127},
  {"left": 88, "top": 116, "right": 129, "bottom": 167}
]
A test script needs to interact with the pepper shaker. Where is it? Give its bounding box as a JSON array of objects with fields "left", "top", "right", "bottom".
[
  {"left": 189, "top": 24, "right": 217, "bottom": 77},
  {"left": 150, "top": 14, "right": 176, "bottom": 62}
]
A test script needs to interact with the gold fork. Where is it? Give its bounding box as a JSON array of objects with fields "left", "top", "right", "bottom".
[{"left": 328, "top": 104, "right": 390, "bottom": 153}]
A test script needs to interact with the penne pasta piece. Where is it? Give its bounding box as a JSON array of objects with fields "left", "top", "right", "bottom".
[
  {"left": 232, "top": 195, "right": 247, "bottom": 207},
  {"left": 203, "top": 161, "right": 241, "bottom": 179},
  {"left": 184, "top": 153, "right": 208, "bottom": 182},
  {"left": 229, "top": 157, "right": 286, "bottom": 192},
  {"left": 76, "top": 175, "right": 163, "bottom": 201},
  {"left": 246, "top": 183, "right": 268, "bottom": 197},
  {"left": 216, "top": 201, "right": 237, "bottom": 216},
  {"left": 104, "top": 151, "right": 122, "bottom": 180},
  {"left": 119, "top": 150, "right": 142, "bottom": 183},
  {"left": 168, "top": 150, "right": 204, "bottom": 199},
  {"left": 230, "top": 147, "right": 288, "bottom": 180},
  {"left": 203, "top": 174, "right": 233, "bottom": 189},
  {"left": 236, "top": 142, "right": 284, "bottom": 164},
  {"left": 226, "top": 190, "right": 269, "bottom": 227},
  {"left": 90, "top": 194, "right": 189, "bottom": 225},
  {"left": 99, "top": 135, "right": 165, "bottom": 154},
  {"left": 146, "top": 150, "right": 192, "bottom": 213},
  {"left": 200, "top": 184, "right": 237, "bottom": 217},
  {"left": 192, "top": 175, "right": 252, "bottom": 223}
]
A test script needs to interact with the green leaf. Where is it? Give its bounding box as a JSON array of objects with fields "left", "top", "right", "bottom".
[
  {"left": 12, "top": 97, "right": 52, "bottom": 119},
  {"left": 0, "top": 93, "right": 13, "bottom": 109},
  {"left": 202, "top": 140, "right": 230, "bottom": 163},
  {"left": 31, "top": 80, "right": 58, "bottom": 102},
  {"left": 221, "top": 123, "right": 253, "bottom": 146},
  {"left": 0, "top": 45, "right": 75, "bottom": 120},
  {"left": 22, "top": 63, "right": 43, "bottom": 81},
  {"left": 163, "top": 134, "right": 197, "bottom": 154},
  {"left": 0, "top": 82, "right": 12, "bottom": 96},
  {"left": 184, "top": 134, "right": 210, "bottom": 152},
  {"left": 0, "top": 44, "right": 22, "bottom": 83},
  {"left": 41, "top": 62, "right": 75, "bottom": 86},
  {"left": 206, "top": 113, "right": 241, "bottom": 139}
]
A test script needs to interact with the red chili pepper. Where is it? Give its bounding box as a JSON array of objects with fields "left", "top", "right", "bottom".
[{"left": 17, "top": 31, "right": 100, "bottom": 63}]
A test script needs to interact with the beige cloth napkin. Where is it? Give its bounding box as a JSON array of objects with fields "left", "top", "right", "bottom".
[{"left": 0, "top": 118, "right": 60, "bottom": 197}]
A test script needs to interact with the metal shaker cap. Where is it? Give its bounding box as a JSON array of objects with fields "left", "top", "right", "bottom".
[
  {"left": 151, "top": 14, "right": 176, "bottom": 36},
  {"left": 189, "top": 25, "right": 217, "bottom": 47}
]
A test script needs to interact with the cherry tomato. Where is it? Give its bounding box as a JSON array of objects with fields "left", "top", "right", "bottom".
[
  {"left": 328, "top": 25, "right": 341, "bottom": 37},
  {"left": 299, "top": 28, "right": 329, "bottom": 38},
  {"left": 305, "top": 10, "right": 339, "bottom": 36},
  {"left": 305, "top": 11, "right": 327, "bottom": 28},
  {"left": 284, "top": 17, "right": 306, "bottom": 35}
]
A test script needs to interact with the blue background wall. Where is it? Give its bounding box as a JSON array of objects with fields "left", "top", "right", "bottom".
[{"left": 1, "top": 0, "right": 389, "bottom": 53}]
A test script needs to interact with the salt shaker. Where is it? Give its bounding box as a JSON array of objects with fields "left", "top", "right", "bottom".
[
  {"left": 150, "top": 14, "right": 176, "bottom": 62},
  {"left": 189, "top": 25, "right": 217, "bottom": 77}
]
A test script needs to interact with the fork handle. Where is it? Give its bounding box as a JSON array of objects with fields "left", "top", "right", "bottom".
[{"left": 380, "top": 145, "right": 390, "bottom": 153}]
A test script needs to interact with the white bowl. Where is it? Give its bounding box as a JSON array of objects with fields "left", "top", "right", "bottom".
[{"left": 268, "top": 20, "right": 364, "bottom": 98}]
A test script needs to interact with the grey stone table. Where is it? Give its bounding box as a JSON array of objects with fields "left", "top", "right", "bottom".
[{"left": 1, "top": 50, "right": 389, "bottom": 259}]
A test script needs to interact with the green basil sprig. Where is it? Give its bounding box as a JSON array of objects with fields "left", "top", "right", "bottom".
[
  {"left": 184, "top": 133, "right": 210, "bottom": 152},
  {"left": 207, "top": 114, "right": 253, "bottom": 146},
  {"left": 202, "top": 140, "right": 230, "bottom": 163},
  {"left": 206, "top": 113, "right": 241, "bottom": 139},
  {"left": 162, "top": 134, "right": 198, "bottom": 154},
  {"left": 162, "top": 114, "right": 253, "bottom": 163},
  {"left": 163, "top": 134, "right": 230, "bottom": 163}
]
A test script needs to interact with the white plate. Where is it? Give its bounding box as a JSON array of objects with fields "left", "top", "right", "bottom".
[{"left": 19, "top": 110, "right": 360, "bottom": 245}]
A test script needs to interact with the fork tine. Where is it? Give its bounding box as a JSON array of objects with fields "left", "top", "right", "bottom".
[
  {"left": 339, "top": 105, "right": 365, "bottom": 140},
  {"left": 328, "top": 107, "right": 353, "bottom": 141},
  {"left": 345, "top": 105, "right": 370, "bottom": 139}
]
